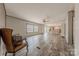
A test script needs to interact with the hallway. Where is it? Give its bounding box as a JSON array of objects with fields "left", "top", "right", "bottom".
[
  {"left": 27, "top": 32, "right": 73, "bottom": 56},
  {"left": 0, "top": 3, "right": 76, "bottom": 56}
]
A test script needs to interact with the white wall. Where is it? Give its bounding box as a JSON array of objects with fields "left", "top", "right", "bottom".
[
  {"left": 74, "top": 4, "right": 79, "bottom": 56},
  {"left": 6, "top": 16, "right": 44, "bottom": 37},
  {"left": 65, "top": 13, "right": 68, "bottom": 43},
  {"left": 0, "top": 3, "right": 5, "bottom": 56},
  {"left": 0, "top": 4, "right": 5, "bottom": 28},
  {"left": 60, "top": 23, "right": 65, "bottom": 36},
  {"left": 6, "top": 16, "right": 27, "bottom": 37}
]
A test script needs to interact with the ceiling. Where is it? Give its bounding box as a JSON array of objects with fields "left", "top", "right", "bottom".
[{"left": 4, "top": 3, "right": 74, "bottom": 24}]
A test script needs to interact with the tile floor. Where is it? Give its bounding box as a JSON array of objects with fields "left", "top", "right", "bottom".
[
  {"left": 3, "top": 32, "right": 74, "bottom": 56},
  {"left": 27, "top": 32, "right": 74, "bottom": 56}
]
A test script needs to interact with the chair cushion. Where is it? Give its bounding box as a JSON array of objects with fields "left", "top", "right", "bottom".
[{"left": 8, "top": 43, "right": 26, "bottom": 53}]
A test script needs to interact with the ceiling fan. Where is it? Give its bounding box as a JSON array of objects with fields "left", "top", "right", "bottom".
[{"left": 43, "top": 16, "right": 50, "bottom": 23}]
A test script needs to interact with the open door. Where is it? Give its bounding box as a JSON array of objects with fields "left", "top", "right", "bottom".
[{"left": 68, "top": 10, "right": 74, "bottom": 46}]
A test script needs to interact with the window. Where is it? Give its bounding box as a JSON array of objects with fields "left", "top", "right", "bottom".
[
  {"left": 34, "top": 25, "right": 38, "bottom": 32},
  {"left": 27, "top": 24, "right": 33, "bottom": 32}
]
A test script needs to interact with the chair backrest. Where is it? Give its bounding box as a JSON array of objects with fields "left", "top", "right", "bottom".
[{"left": 0, "top": 28, "right": 14, "bottom": 52}]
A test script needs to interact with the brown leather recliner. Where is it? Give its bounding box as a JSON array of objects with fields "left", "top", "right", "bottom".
[{"left": 0, "top": 28, "right": 28, "bottom": 56}]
